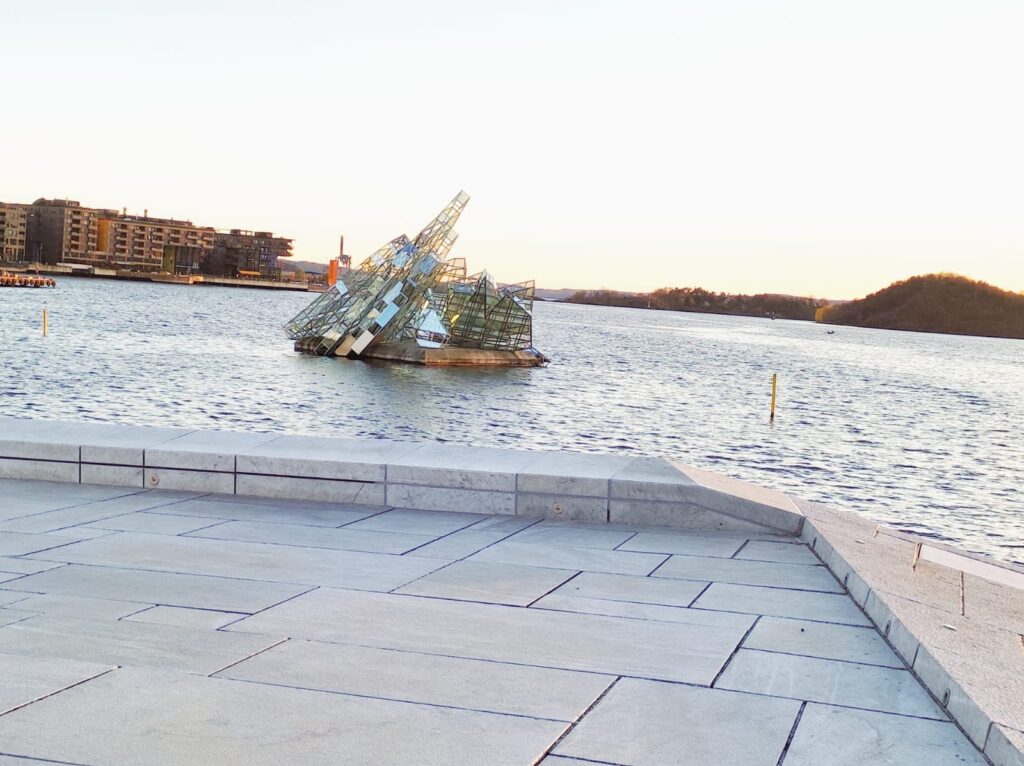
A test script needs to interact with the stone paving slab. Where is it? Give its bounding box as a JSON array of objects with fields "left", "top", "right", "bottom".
[
  {"left": 219, "top": 638, "right": 615, "bottom": 721},
  {"left": 0, "top": 667, "right": 566, "bottom": 766},
  {"left": 654, "top": 553, "right": 843, "bottom": 593},
  {"left": 619, "top": 531, "right": 748, "bottom": 557},
  {"left": 123, "top": 605, "right": 245, "bottom": 630},
  {"left": 716, "top": 649, "right": 946, "bottom": 719},
  {"left": 784, "top": 704, "right": 988, "bottom": 765},
  {"left": 8, "top": 593, "right": 146, "bottom": 621},
  {"left": 24, "top": 531, "right": 444, "bottom": 592},
  {"left": 0, "top": 653, "right": 114, "bottom": 716},
  {"left": 395, "top": 560, "right": 578, "bottom": 606},
  {"left": 83, "top": 512, "right": 223, "bottom": 535},
  {"left": 144, "top": 496, "right": 380, "bottom": 527},
  {"left": 555, "top": 678, "right": 801, "bottom": 766},
  {"left": 693, "top": 582, "right": 874, "bottom": 626},
  {"left": 186, "top": 518, "right": 435, "bottom": 554},
  {"left": 469, "top": 540, "right": 666, "bottom": 576},
  {"left": 744, "top": 616, "right": 904, "bottom": 667},
  {"left": 227, "top": 587, "right": 748, "bottom": 684},
  {"left": 3, "top": 564, "right": 310, "bottom": 613},
  {"left": 0, "top": 615, "right": 282, "bottom": 674}
]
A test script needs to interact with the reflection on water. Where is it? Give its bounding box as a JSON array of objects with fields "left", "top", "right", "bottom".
[{"left": 1, "top": 277, "right": 1022, "bottom": 562}]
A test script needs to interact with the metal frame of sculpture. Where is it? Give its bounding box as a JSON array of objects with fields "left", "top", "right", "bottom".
[{"left": 285, "top": 192, "right": 543, "bottom": 361}]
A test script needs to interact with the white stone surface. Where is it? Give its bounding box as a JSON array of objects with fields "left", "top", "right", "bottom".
[
  {"left": 509, "top": 523, "right": 635, "bottom": 550},
  {"left": 784, "top": 704, "right": 988, "bottom": 765},
  {"left": 5, "top": 563, "right": 311, "bottom": 612},
  {"left": 694, "top": 582, "right": 873, "bottom": 626},
  {"left": 145, "top": 430, "right": 279, "bottom": 472},
  {"left": 470, "top": 540, "right": 666, "bottom": 576},
  {"left": 220, "top": 638, "right": 613, "bottom": 721},
  {"left": 517, "top": 452, "right": 634, "bottom": 497},
  {"left": 187, "top": 519, "right": 435, "bottom": 555},
  {"left": 0, "top": 615, "right": 281, "bottom": 674},
  {"left": 10, "top": 593, "right": 146, "bottom": 621},
  {"left": 555, "top": 678, "right": 800, "bottom": 766},
  {"left": 0, "top": 653, "right": 114, "bottom": 716},
  {"left": 387, "top": 444, "right": 537, "bottom": 491},
  {"left": 0, "top": 666, "right": 566, "bottom": 766},
  {"left": 744, "top": 616, "right": 903, "bottom": 667},
  {"left": 145, "top": 468, "right": 234, "bottom": 494},
  {"left": 0, "top": 458, "right": 79, "bottom": 483},
  {"left": 716, "top": 649, "right": 945, "bottom": 719},
  {"left": 737, "top": 540, "right": 821, "bottom": 565},
  {"left": 147, "top": 496, "right": 379, "bottom": 527},
  {"left": 26, "top": 531, "right": 444, "bottom": 592},
  {"left": 547, "top": 570, "right": 708, "bottom": 607},
  {"left": 403, "top": 529, "right": 519, "bottom": 560},
  {"left": 533, "top": 592, "right": 754, "bottom": 629},
  {"left": 386, "top": 483, "right": 516, "bottom": 515},
  {"left": 396, "top": 560, "right": 577, "bottom": 606},
  {"left": 80, "top": 463, "right": 143, "bottom": 488},
  {"left": 654, "top": 554, "right": 843, "bottom": 593},
  {"left": 228, "top": 587, "right": 749, "bottom": 685},
  {"left": 610, "top": 498, "right": 778, "bottom": 533},
  {"left": 234, "top": 473, "right": 385, "bottom": 505},
  {"left": 345, "top": 508, "right": 486, "bottom": 536},
  {"left": 84, "top": 512, "right": 222, "bottom": 535},
  {"left": 986, "top": 725, "right": 1024, "bottom": 766},
  {"left": 515, "top": 492, "right": 608, "bottom": 522},
  {"left": 236, "top": 435, "right": 419, "bottom": 481},
  {"left": 0, "top": 532, "right": 82, "bottom": 557},
  {"left": 620, "top": 531, "right": 748, "bottom": 558},
  {"left": 125, "top": 606, "right": 244, "bottom": 630}
]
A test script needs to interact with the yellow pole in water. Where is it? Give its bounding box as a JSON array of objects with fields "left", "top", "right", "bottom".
[
  {"left": 43, "top": 307, "right": 47, "bottom": 337},
  {"left": 770, "top": 373, "right": 777, "bottom": 421}
]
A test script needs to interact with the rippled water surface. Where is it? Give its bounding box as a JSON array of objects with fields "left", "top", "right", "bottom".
[{"left": 2, "top": 278, "right": 1022, "bottom": 563}]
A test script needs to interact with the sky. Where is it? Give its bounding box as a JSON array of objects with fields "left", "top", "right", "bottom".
[{"left": 2, "top": 0, "right": 1023, "bottom": 298}]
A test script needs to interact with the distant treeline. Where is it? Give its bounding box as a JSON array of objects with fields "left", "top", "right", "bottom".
[
  {"left": 567, "top": 287, "right": 823, "bottom": 320},
  {"left": 819, "top": 273, "right": 1024, "bottom": 340}
]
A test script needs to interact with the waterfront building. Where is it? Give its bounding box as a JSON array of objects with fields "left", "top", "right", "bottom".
[
  {"left": 0, "top": 203, "right": 28, "bottom": 262},
  {"left": 24, "top": 199, "right": 116, "bottom": 265},
  {"left": 92, "top": 213, "right": 215, "bottom": 273},
  {"left": 205, "top": 230, "right": 293, "bottom": 279}
]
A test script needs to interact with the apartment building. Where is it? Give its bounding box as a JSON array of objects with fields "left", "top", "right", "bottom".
[
  {"left": 0, "top": 204, "right": 27, "bottom": 261},
  {"left": 205, "top": 229, "right": 293, "bottom": 278},
  {"left": 94, "top": 214, "right": 216, "bottom": 272}
]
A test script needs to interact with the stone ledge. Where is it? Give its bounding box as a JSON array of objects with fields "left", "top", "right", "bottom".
[
  {"left": 0, "top": 417, "right": 804, "bottom": 536},
  {"left": 796, "top": 497, "right": 1024, "bottom": 766}
]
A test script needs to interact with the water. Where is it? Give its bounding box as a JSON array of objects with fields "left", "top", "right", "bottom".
[{"left": 1, "top": 277, "right": 1022, "bottom": 563}]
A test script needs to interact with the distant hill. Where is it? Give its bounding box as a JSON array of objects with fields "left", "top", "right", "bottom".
[
  {"left": 566, "top": 287, "right": 824, "bottom": 320},
  {"left": 287, "top": 260, "right": 328, "bottom": 274},
  {"left": 819, "top": 274, "right": 1024, "bottom": 339}
]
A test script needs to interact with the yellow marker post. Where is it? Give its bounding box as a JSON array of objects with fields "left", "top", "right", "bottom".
[
  {"left": 770, "top": 373, "right": 777, "bottom": 422},
  {"left": 42, "top": 307, "right": 47, "bottom": 337}
]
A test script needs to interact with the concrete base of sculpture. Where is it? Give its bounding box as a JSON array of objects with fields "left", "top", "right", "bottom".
[{"left": 363, "top": 342, "right": 546, "bottom": 367}]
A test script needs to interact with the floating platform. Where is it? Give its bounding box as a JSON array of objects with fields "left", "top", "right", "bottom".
[
  {"left": 0, "top": 273, "right": 55, "bottom": 288},
  {"left": 363, "top": 341, "right": 547, "bottom": 367}
]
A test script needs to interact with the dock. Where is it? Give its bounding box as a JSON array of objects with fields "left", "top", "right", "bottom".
[{"left": 0, "top": 417, "right": 1020, "bottom": 765}]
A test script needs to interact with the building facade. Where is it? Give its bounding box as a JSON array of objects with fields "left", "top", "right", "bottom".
[
  {"left": 0, "top": 204, "right": 27, "bottom": 262},
  {"left": 93, "top": 214, "right": 215, "bottom": 272},
  {"left": 205, "top": 230, "right": 293, "bottom": 279},
  {"left": 24, "top": 199, "right": 116, "bottom": 264}
]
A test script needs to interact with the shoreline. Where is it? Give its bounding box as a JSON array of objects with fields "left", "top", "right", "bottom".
[{"left": 1, "top": 262, "right": 313, "bottom": 292}]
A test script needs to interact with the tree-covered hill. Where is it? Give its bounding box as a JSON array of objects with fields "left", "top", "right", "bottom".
[
  {"left": 819, "top": 274, "right": 1024, "bottom": 339},
  {"left": 566, "top": 287, "right": 822, "bottom": 320}
]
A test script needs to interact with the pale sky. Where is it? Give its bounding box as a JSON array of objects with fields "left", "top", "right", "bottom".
[{"left": 3, "top": 0, "right": 1022, "bottom": 298}]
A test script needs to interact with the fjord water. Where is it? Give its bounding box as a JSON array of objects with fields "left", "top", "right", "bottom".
[{"left": 1, "top": 278, "right": 1021, "bottom": 563}]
